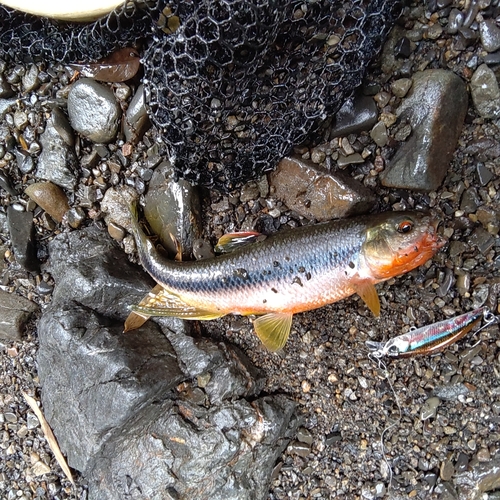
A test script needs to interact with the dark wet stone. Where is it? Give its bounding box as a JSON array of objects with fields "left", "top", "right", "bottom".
[
  {"left": 0, "top": 289, "right": 39, "bottom": 341},
  {"left": 7, "top": 205, "right": 39, "bottom": 272},
  {"left": 456, "top": 452, "right": 469, "bottom": 473},
  {"left": 270, "top": 156, "right": 376, "bottom": 221},
  {"left": 47, "top": 226, "right": 153, "bottom": 320},
  {"left": 330, "top": 90, "right": 378, "bottom": 138},
  {"left": 50, "top": 107, "right": 74, "bottom": 147},
  {"left": 123, "top": 83, "right": 150, "bottom": 143},
  {"left": 144, "top": 161, "right": 202, "bottom": 259},
  {"left": 470, "top": 64, "right": 500, "bottom": 119},
  {"left": 455, "top": 459, "right": 500, "bottom": 498},
  {"left": 480, "top": 19, "right": 500, "bottom": 53},
  {"left": 85, "top": 395, "right": 297, "bottom": 500},
  {"left": 36, "top": 110, "right": 78, "bottom": 190},
  {"left": 67, "top": 78, "right": 121, "bottom": 143},
  {"left": 288, "top": 440, "right": 311, "bottom": 457},
  {"left": 380, "top": 70, "right": 468, "bottom": 191}
]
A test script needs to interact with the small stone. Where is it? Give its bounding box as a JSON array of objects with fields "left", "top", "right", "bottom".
[
  {"left": 480, "top": 19, "right": 500, "bottom": 53},
  {"left": 25, "top": 182, "right": 70, "bottom": 223},
  {"left": 14, "top": 149, "right": 34, "bottom": 174},
  {"left": 288, "top": 440, "right": 311, "bottom": 457},
  {"left": 7, "top": 205, "right": 40, "bottom": 272},
  {"left": 240, "top": 181, "right": 260, "bottom": 203},
  {"left": 36, "top": 110, "right": 78, "bottom": 190},
  {"left": 67, "top": 78, "right": 121, "bottom": 143},
  {"left": 107, "top": 222, "right": 125, "bottom": 242},
  {"left": 420, "top": 396, "right": 440, "bottom": 420},
  {"left": 330, "top": 90, "right": 378, "bottom": 138},
  {"left": 476, "top": 448, "right": 491, "bottom": 462},
  {"left": 22, "top": 64, "right": 40, "bottom": 92},
  {"left": 66, "top": 207, "right": 86, "bottom": 229},
  {"left": 370, "top": 121, "right": 388, "bottom": 147},
  {"left": 144, "top": 162, "right": 202, "bottom": 260},
  {"left": 301, "top": 380, "right": 311, "bottom": 393},
  {"left": 270, "top": 156, "right": 375, "bottom": 221},
  {"left": 440, "top": 459, "right": 454, "bottom": 481},
  {"left": 124, "top": 84, "right": 150, "bottom": 143},
  {"left": 391, "top": 78, "right": 412, "bottom": 98},
  {"left": 0, "top": 289, "right": 39, "bottom": 341},
  {"left": 31, "top": 461, "right": 51, "bottom": 477},
  {"left": 13, "top": 110, "right": 28, "bottom": 130},
  {"left": 470, "top": 64, "right": 500, "bottom": 119},
  {"left": 50, "top": 107, "right": 74, "bottom": 147},
  {"left": 296, "top": 427, "right": 313, "bottom": 445}
]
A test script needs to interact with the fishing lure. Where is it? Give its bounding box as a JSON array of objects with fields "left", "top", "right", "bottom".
[{"left": 366, "top": 306, "right": 497, "bottom": 358}]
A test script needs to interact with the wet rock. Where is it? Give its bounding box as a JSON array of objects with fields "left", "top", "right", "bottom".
[
  {"left": 7, "top": 205, "right": 39, "bottom": 272},
  {"left": 390, "top": 78, "right": 412, "bottom": 98},
  {"left": 25, "top": 182, "right": 70, "bottom": 223},
  {"left": 455, "top": 459, "right": 500, "bottom": 499},
  {"left": 330, "top": 91, "right": 378, "bottom": 138},
  {"left": 0, "top": 290, "right": 39, "bottom": 341},
  {"left": 86, "top": 394, "right": 297, "bottom": 500},
  {"left": 433, "top": 383, "right": 469, "bottom": 401},
  {"left": 380, "top": 70, "right": 468, "bottom": 191},
  {"left": 480, "top": 19, "right": 500, "bottom": 53},
  {"left": 470, "top": 64, "right": 500, "bottom": 119},
  {"left": 270, "top": 157, "right": 376, "bottom": 221},
  {"left": 67, "top": 79, "right": 121, "bottom": 143},
  {"left": 123, "top": 83, "right": 150, "bottom": 143},
  {"left": 36, "top": 110, "right": 78, "bottom": 190},
  {"left": 21, "top": 64, "right": 39, "bottom": 92},
  {"left": 50, "top": 107, "right": 74, "bottom": 147},
  {"left": 0, "top": 97, "right": 16, "bottom": 117},
  {"left": 0, "top": 170, "right": 17, "bottom": 196},
  {"left": 144, "top": 161, "right": 202, "bottom": 259},
  {"left": 37, "top": 226, "right": 297, "bottom": 498}
]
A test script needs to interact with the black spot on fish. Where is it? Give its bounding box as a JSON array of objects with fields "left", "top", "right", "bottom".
[
  {"left": 298, "top": 266, "right": 306, "bottom": 273},
  {"left": 273, "top": 261, "right": 281, "bottom": 267},
  {"left": 292, "top": 276, "right": 303, "bottom": 287},
  {"left": 284, "top": 256, "right": 291, "bottom": 261},
  {"left": 263, "top": 299, "right": 267, "bottom": 304},
  {"left": 306, "top": 272, "right": 311, "bottom": 280},
  {"left": 271, "top": 287, "right": 278, "bottom": 293},
  {"left": 234, "top": 268, "right": 249, "bottom": 280},
  {"left": 348, "top": 261, "right": 355, "bottom": 269}
]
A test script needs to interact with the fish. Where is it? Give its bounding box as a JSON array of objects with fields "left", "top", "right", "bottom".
[
  {"left": 366, "top": 306, "right": 494, "bottom": 358},
  {"left": 128, "top": 210, "right": 445, "bottom": 351}
]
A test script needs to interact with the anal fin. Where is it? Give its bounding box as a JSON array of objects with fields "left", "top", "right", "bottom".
[{"left": 253, "top": 312, "right": 293, "bottom": 352}]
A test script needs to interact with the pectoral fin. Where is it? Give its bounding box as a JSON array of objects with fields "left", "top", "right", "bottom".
[
  {"left": 215, "top": 231, "right": 266, "bottom": 254},
  {"left": 124, "top": 284, "right": 164, "bottom": 332},
  {"left": 353, "top": 281, "right": 380, "bottom": 317},
  {"left": 253, "top": 312, "right": 293, "bottom": 352}
]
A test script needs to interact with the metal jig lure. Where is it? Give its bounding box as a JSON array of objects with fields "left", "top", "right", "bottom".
[{"left": 366, "top": 306, "right": 498, "bottom": 359}]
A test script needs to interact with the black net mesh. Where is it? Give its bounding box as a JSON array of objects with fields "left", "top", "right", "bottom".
[{"left": 0, "top": 1, "right": 402, "bottom": 191}]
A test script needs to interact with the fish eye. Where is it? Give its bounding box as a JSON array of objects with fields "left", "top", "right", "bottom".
[{"left": 396, "top": 220, "right": 414, "bottom": 234}]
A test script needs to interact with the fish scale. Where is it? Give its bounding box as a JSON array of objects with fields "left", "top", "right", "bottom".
[{"left": 129, "top": 210, "right": 445, "bottom": 351}]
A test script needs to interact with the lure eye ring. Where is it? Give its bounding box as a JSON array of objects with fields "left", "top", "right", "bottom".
[{"left": 396, "top": 220, "right": 414, "bottom": 234}]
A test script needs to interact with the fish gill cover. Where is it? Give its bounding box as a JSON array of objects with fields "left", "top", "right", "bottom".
[{"left": 0, "top": 0, "right": 403, "bottom": 191}]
